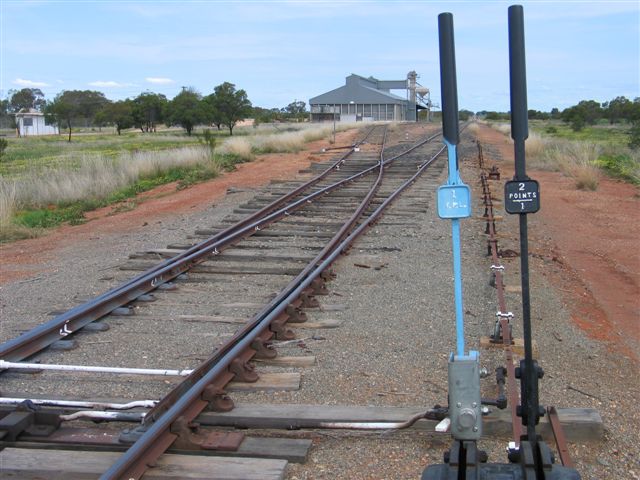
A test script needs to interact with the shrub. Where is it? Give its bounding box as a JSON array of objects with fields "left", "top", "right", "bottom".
[
  {"left": 545, "top": 126, "right": 558, "bottom": 134},
  {"left": 596, "top": 152, "right": 640, "bottom": 184},
  {"left": 629, "top": 122, "right": 640, "bottom": 149},
  {"left": 574, "top": 165, "right": 600, "bottom": 190}
]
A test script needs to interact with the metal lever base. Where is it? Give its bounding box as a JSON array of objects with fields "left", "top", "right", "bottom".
[{"left": 422, "top": 440, "right": 581, "bottom": 480}]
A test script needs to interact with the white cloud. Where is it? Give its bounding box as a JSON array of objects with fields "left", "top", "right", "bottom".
[
  {"left": 88, "top": 80, "right": 135, "bottom": 88},
  {"left": 13, "top": 78, "right": 49, "bottom": 87},
  {"left": 145, "top": 77, "right": 175, "bottom": 85}
]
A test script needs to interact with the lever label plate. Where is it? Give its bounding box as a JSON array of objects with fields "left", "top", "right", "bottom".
[
  {"left": 437, "top": 184, "right": 472, "bottom": 219},
  {"left": 505, "top": 180, "right": 540, "bottom": 214}
]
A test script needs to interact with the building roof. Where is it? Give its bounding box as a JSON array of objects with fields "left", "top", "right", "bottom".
[
  {"left": 15, "top": 108, "right": 45, "bottom": 117},
  {"left": 310, "top": 74, "right": 408, "bottom": 105}
]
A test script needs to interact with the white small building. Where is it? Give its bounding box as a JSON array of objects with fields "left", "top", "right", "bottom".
[{"left": 15, "top": 108, "right": 59, "bottom": 136}]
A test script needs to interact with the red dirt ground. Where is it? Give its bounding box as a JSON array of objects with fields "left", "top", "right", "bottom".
[
  {"left": 1, "top": 125, "right": 637, "bottom": 362},
  {"left": 475, "top": 124, "right": 639, "bottom": 362}
]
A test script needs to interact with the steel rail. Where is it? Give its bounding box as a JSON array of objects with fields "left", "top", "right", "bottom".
[
  {"left": 140, "top": 125, "right": 447, "bottom": 424},
  {"left": 477, "top": 141, "right": 523, "bottom": 445},
  {"left": 0, "top": 127, "right": 440, "bottom": 363},
  {"left": 140, "top": 127, "right": 390, "bottom": 427},
  {"left": 101, "top": 136, "right": 447, "bottom": 480},
  {"left": 0, "top": 126, "right": 384, "bottom": 361}
]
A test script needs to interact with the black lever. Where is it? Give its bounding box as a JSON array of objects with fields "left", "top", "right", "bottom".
[{"left": 438, "top": 12, "right": 460, "bottom": 149}]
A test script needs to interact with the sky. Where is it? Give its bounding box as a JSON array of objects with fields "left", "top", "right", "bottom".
[{"left": 1, "top": 0, "right": 638, "bottom": 113}]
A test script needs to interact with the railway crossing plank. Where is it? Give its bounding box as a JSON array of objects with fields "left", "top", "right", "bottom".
[
  {"left": 0, "top": 447, "right": 287, "bottom": 479},
  {"left": 198, "top": 404, "right": 603, "bottom": 442}
]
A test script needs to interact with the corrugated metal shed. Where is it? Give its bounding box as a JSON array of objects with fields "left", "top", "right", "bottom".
[
  {"left": 309, "top": 74, "right": 413, "bottom": 122},
  {"left": 309, "top": 74, "right": 407, "bottom": 105}
]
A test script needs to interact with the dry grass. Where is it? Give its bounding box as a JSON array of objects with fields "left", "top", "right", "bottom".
[
  {"left": 0, "top": 123, "right": 361, "bottom": 233},
  {"left": 525, "top": 132, "right": 546, "bottom": 157},
  {"left": 0, "top": 146, "right": 213, "bottom": 211},
  {"left": 218, "top": 137, "right": 254, "bottom": 161},
  {"left": 573, "top": 165, "right": 600, "bottom": 190},
  {"left": 527, "top": 139, "right": 601, "bottom": 190},
  {"left": 493, "top": 123, "right": 512, "bottom": 136},
  {"left": 217, "top": 123, "right": 357, "bottom": 159},
  {"left": 466, "top": 122, "right": 480, "bottom": 135},
  {"left": 0, "top": 181, "right": 17, "bottom": 228}
]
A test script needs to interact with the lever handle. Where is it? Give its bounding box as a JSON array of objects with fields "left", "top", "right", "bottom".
[
  {"left": 508, "top": 4, "right": 529, "bottom": 145},
  {"left": 438, "top": 12, "right": 460, "bottom": 146}
]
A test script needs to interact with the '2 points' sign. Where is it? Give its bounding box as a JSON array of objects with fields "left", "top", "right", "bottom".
[{"left": 504, "top": 179, "right": 540, "bottom": 214}]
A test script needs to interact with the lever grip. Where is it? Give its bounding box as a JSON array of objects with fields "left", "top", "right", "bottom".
[
  {"left": 438, "top": 12, "right": 460, "bottom": 146},
  {"left": 508, "top": 4, "right": 529, "bottom": 144}
]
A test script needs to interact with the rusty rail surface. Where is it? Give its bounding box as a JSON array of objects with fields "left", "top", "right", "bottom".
[
  {"left": 476, "top": 140, "right": 523, "bottom": 445},
  {"left": 476, "top": 141, "right": 573, "bottom": 464},
  {"left": 100, "top": 133, "right": 447, "bottom": 480},
  {"left": 0, "top": 126, "right": 399, "bottom": 363}
]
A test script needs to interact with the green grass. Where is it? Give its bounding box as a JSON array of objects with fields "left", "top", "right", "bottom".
[
  {"left": 0, "top": 129, "right": 202, "bottom": 177},
  {"left": 5, "top": 151, "right": 248, "bottom": 236},
  {"left": 529, "top": 120, "right": 630, "bottom": 145},
  {"left": 493, "top": 120, "right": 639, "bottom": 189}
]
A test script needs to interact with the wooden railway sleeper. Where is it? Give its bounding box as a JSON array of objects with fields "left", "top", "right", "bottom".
[{"left": 170, "top": 416, "right": 244, "bottom": 451}]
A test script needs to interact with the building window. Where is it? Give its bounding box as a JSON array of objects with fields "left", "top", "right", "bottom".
[{"left": 23, "top": 118, "right": 33, "bottom": 127}]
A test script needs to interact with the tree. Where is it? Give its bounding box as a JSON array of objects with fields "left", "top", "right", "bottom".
[
  {"left": 202, "top": 93, "right": 225, "bottom": 130},
  {"left": 44, "top": 90, "right": 107, "bottom": 141},
  {"left": 283, "top": 100, "right": 307, "bottom": 121},
  {"left": 165, "top": 88, "right": 205, "bottom": 136},
  {"left": 103, "top": 100, "right": 135, "bottom": 135},
  {"left": 210, "top": 82, "right": 252, "bottom": 135},
  {"left": 132, "top": 92, "right": 167, "bottom": 132},
  {"left": 628, "top": 98, "right": 640, "bottom": 149},
  {"left": 252, "top": 106, "right": 281, "bottom": 125},
  {"left": 45, "top": 92, "right": 77, "bottom": 142},
  {"left": 76, "top": 90, "right": 109, "bottom": 127},
  {"left": 459, "top": 109, "right": 474, "bottom": 121},
  {"left": 561, "top": 100, "right": 602, "bottom": 130},
  {"left": 9, "top": 88, "right": 46, "bottom": 112},
  {"left": 603, "top": 96, "right": 632, "bottom": 124},
  {"left": 0, "top": 98, "right": 14, "bottom": 129}
]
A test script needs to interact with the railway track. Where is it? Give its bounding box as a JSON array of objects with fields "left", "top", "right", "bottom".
[{"left": 0, "top": 122, "right": 457, "bottom": 478}]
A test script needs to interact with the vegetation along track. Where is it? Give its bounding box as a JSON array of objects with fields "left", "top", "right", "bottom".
[{"left": 0, "top": 122, "right": 453, "bottom": 479}]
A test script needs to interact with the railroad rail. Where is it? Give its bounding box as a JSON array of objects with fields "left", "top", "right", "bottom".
[
  {"left": 476, "top": 140, "right": 574, "bottom": 468},
  {"left": 0, "top": 123, "right": 453, "bottom": 478}
]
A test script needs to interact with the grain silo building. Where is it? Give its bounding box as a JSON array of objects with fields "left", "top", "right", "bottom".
[{"left": 309, "top": 72, "right": 430, "bottom": 123}]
